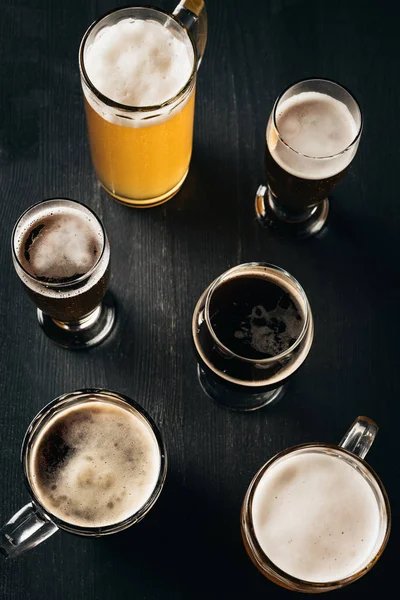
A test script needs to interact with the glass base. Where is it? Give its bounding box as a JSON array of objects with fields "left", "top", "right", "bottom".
[
  {"left": 255, "top": 184, "right": 329, "bottom": 239},
  {"left": 197, "top": 364, "right": 288, "bottom": 412},
  {"left": 100, "top": 169, "right": 189, "bottom": 208},
  {"left": 37, "top": 291, "right": 116, "bottom": 349}
]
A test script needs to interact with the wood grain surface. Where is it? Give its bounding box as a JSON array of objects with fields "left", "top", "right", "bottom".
[{"left": 0, "top": 0, "right": 398, "bottom": 598}]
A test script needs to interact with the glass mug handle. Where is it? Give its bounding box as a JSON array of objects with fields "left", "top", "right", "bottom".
[
  {"left": 0, "top": 502, "right": 58, "bottom": 558},
  {"left": 339, "top": 415, "right": 378, "bottom": 459},
  {"left": 173, "top": 0, "right": 208, "bottom": 67}
]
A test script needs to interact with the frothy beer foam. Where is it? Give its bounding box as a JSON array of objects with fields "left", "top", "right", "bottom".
[
  {"left": 252, "top": 451, "right": 381, "bottom": 583},
  {"left": 22, "top": 212, "right": 101, "bottom": 282},
  {"left": 14, "top": 201, "right": 110, "bottom": 300},
  {"left": 30, "top": 401, "right": 161, "bottom": 528},
  {"left": 269, "top": 92, "right": 359, "bottom": 179},
  {"left": 84, "top": 18, "right": 193, "bottom": 107}
]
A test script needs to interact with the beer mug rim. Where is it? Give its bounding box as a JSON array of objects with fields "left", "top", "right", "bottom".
[
  {"left": 11, "top": 197, "right": 108, "bottom": 290},
  {"left": 20, "top": 388, "right": 168, "bottom": 536},
  {"left": 203, "top": 262, "right": 311, "bottom": 365},
  {"left": 242, "top": 442, "right": 391, "bottom": 591},
  {"left": 79, "top": 5, "right": 198, "bottom": 113},
  {"left": 271, "top": 77, "right": 363, "bottom": 160}
]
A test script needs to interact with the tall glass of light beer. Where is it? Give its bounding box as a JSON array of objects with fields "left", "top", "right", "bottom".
[{"left": 79, "top": 2, "right": 207, "bottom": 208}]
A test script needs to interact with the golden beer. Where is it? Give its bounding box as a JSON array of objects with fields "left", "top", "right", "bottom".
[
  {"left": 84, "top": 90, "right": 196, "bottom": 207},
  {"left": 79, "top": 4, "right": 207, "bottom": 208}
]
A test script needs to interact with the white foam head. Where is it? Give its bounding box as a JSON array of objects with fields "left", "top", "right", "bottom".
[
  {"left": 30, "top": 401, "right": 161, "bottom": 528},
  {"left": 13, "top": 200, "right": 109, "bottom": 300},
  {"left": 85, "top": 19, "right": 193, "bottom": 107},
  {"left": 267, "top": 92, "right": 360, "bottom": 180},
  {"left": 252, "top": 450, "right": 383, "bottom": 583}
]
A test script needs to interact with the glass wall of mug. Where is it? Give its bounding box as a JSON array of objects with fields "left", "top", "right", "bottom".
[
  {"left": 0, "top": 389, "right": 167, "bottom": 558},
  {"left": 192, "top": 263, "right": 314, "bottom": 411},
  {"left": 255, "top": 78, "right": 363, "bottom": 238},
  {"left": 12, "top": 198, "right": 115, "bottom": 349},
  {"left": 241, "top": 417, "right": 391, "bottom": 593},
  {"left": 79, "top": 2, "right": 207, "bottom": 208}
]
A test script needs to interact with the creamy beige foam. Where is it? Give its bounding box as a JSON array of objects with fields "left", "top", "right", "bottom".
[
  {"left": 85, "top": 18, "right": 193, "bottom": 107},
  {"left": 252, "top": 451, "right": 381, "bottom": 583},
  {"left": 267, "top": 92, "right": 359, "bottom": 180},
  {"left": 30, "top": 401, "right": 161, "bottom": 528},
  {"left": 13, "top": 202, "right": 109, "bottom": 300},
  {"left": 22, "top": 212, "right": 101, "bottom": 281}
]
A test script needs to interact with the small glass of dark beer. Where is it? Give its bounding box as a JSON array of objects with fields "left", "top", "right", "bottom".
[
  {"left": 12, "top": 198, "right": 116, "bottom": 349},
  {"left": 192, "top": 262, "right": 313, "bottom": 411},
  {"left": 256, "top": 78, "right": 363, "bottom": 238}
]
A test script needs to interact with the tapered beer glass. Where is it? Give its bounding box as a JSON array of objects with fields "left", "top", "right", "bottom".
[
  {"left": 12, "top": 198, "right": 115, "bottom": 349},
  {"left": 256, "top": 78, "right": 363, "bottom": 238}
]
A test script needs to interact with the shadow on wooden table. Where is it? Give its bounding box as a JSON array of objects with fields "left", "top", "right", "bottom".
[{"left": 97, "top": 473, "right": 287, "bottom": 599}]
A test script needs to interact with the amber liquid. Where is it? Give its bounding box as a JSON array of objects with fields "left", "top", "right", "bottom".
[{"left": 84, "top": 90, "right": 196, "bottom": 206}]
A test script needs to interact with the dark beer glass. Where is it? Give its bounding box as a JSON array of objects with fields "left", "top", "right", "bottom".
[
  {"left": 0, "top": 389, "right": 167, "bottom": 557},
  {"left": 256, "top": 79, "right": 363, "bottom": 238},
  {"left": 12, "top": 198, "right": 116, "bottom": 349},
  {"left": 192, "top": 263, "right": 314, "bottom": 411}
]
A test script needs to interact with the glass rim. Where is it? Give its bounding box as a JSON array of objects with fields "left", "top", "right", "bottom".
[
  {"left": 244, "top": 442, "right": 391, "bottom": 590},
  {"left": 11, "top": 197, "right": 107, "bottom": 289},
  {"left": 21, "top": 388, "right": 167, "bottom": 536},
  {"left": 79, "top": 5, "right": 198, "bottom": 113},
  {"left": 271, "top": 77, "right": 363, "bottom": 160},
  {"left": 204, "top": 262, "right": 311, "bottom": 365}
]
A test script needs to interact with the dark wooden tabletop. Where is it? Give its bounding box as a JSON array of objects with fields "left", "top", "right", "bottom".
[{"left": 0, "top": 0, "right": 398, "bottom": 598}]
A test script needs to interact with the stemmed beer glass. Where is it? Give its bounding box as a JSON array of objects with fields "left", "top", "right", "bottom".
[
  {"left": 12, "top": 198, "right": 115, "bottom": 349},
  {"left": 256, "top": 78, "right": 363, "bottom": 238},
  {"left": 192, "top": 262, "right": 314, "bottom": 411}
]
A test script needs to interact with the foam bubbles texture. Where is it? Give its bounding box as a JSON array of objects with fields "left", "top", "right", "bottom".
[
  {"left": 14, "top": 205, "right": 110, "bottom": 299},
  {"left": 252, "top": 452, "right": 381, "bottom": 583},
  {"left": 26, "top": 214, "right": 99, "bottom": 280},
  {"left": 85, "top": 19, "right": 193, "bottom": 107},
  {"left": 268, "top": 91, "right": 359, "bottom": 179},
  {"left": 277, "top": 92, "right": 357, "bottom": 157},
  {"left": 32, "top": 402, "right": 161, "bottom": 528},
  {"left": 234, "top": 301, "right": 302, "bottom": 357}
]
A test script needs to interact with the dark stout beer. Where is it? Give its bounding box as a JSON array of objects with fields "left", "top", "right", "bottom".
[
  {"left": 209, "top": 276, "right": 304, "bottom": 360},
  {"left": 13, "top": 200, "right": 110, "bottom": 321},
  {"left": 266, "top": 91, "right": 359, "bottom": 211}
]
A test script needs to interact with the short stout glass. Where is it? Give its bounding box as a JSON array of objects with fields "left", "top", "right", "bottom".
[
  {"left": 241, "top": 417, "right": 391, "bottom": 593},
  {"left": 255, "top": 78, "right": 363, "bottom": 238},
  {"left": 192, "top": 263, "right": 313, "bottom": 411},
  {"left": 0, "top": 389, "right": 167, "bottom": 558},
  {"left": 79, "top": 1, "right": 207, "bottom": 207},
  {"left": 12, "top": 198, "right": 116, "bottom": 349}
]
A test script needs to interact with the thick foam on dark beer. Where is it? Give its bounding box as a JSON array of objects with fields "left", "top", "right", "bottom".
[
  {"left": 19, "top": 208, "right": 102, "bottom": 283},
  {"left": 277, "top": 92, "right": 356, "bottom": 158},
  {"left": 13, "top": 202, "right": 110, "bottom": 306},
  {"left": 269, "top": 91, "right": 359, "bottom": 180},
  {"left": 29, "top": 401, "right": 161, "bottom": 528}
]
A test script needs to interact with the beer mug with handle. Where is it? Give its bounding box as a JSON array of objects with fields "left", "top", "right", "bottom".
[
  {"left": 0, "top": 389, "right": 167, "bottom": 558},
  {"left": 241, "top": 417, "right": 390, "bottom": 592},
  {"left": 79, "top": 1, "right": 207, "bottom": 207}
]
